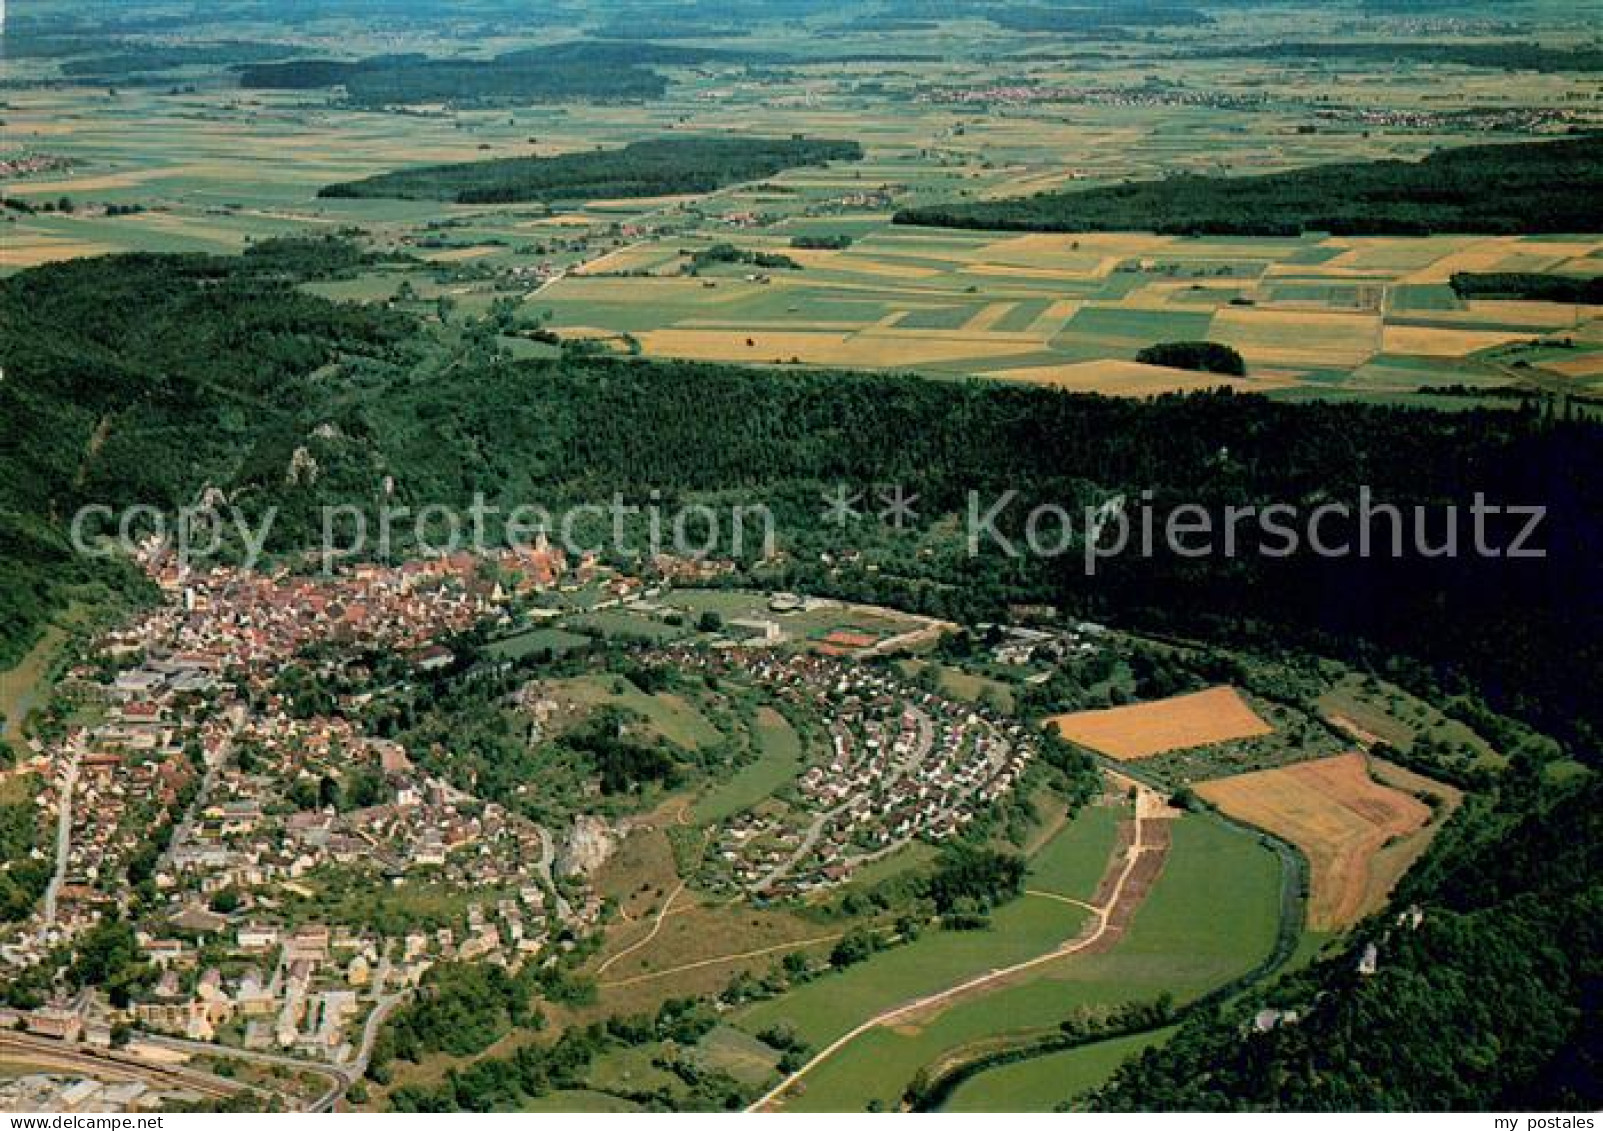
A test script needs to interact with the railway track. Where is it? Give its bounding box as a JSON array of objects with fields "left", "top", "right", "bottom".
[{"left": 0, "top": 1031, "right": 245, "bottom": 1101}]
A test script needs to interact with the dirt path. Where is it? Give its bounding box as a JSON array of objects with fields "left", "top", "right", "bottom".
[
  {"left": 748, "top": 786, "right": 1168, "bottom": 1111},
  {"left": 1023, "top": 888, "right": 1099, "bottom": 915},
  {"left": 599, "top": 930, "right": 852, "bottom": 990},
  {"left": 595, "top": 880, "right": 687, "bottom": 977}
]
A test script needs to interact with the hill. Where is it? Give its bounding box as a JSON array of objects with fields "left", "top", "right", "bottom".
[
  {"left": 3, "top": 243, "right": 1602, "bottom": 761},
  {"left": 1091, "top": 770, "right": 1601, "bottom": 1110}
]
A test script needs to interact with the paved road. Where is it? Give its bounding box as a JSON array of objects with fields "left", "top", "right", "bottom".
[
  {"left": 40, "top": 740, "right": 81, "bottom": 928},
  {"left": 753, "top": 707, "right": 934, "bottom": 894}
]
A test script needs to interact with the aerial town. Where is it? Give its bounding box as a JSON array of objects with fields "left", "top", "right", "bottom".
[
  {"left": 658, "top": 650, "right": 1038, "bottom": 897},
  {"left": 0, "top": 536, "right": 1052, "bottom": 1110}
]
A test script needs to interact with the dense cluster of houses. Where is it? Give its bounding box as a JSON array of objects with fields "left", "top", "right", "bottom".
[
  {"left": 0, "top": 539, "right": 593, "bottom": 1067},
  {"left": 925, "top": 83, "right": 1271, "bottom": 113},
  {"left": 649, "top": 650, "right": 1037, "bottom": 898}
]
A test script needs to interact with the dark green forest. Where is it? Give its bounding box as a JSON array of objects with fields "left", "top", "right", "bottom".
[
  {"left": 319, "top": 136, "right": 864, "bottom": 204},
  {"left": 1450, "top": 272, "right": 1603, "bottom": 305},
  {"left": 895, "top": 136, "right": 1603, "bottom": 237},
  {"left": 3, "top": 242, "right": 1602, "bottom": 760},
  {"left": 1134, "top": 341, "right": 1246, "bottom": 376},
  {"left": 237, "top": 44, "right": 677, "bottom": 106}
]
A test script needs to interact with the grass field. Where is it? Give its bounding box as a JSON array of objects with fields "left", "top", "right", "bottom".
[
  {"left": 547, "top": 675, "right": 724, "bottom": 751},
  {"left": 482, "top": 626, "right": 592, "bottom": 661},
  {"left": 692, "top": 707, "right": 807, "bottom": 825},
  {"left": 940, "top": 1026, "right": 1175, "bottom": 1112},
  {"left": 1195, "top": 752, "right": 1434, "bottom": 930},
  {"left": 0, "top": 626, "right": 66, "bottom": 743},
  {"left": 1047, "top": 687, "right": 1273, "bottom": 762},
  {"left": 770, "top": 814, "right": 1282, "bottom": 1111},
  {"left": 739, "top": 895, "right": 1091, "bottom": 1055}
]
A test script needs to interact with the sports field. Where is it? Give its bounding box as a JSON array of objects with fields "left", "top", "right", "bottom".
[
  {"left": 1195, "top": 752, "right": 1434, "bottom": 930},
  {"left": 1047, "top": 686, "right": 1273, "bottom": 762}
]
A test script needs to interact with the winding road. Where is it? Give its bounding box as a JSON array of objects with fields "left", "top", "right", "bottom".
[{"left": 40, "top": 740, "right": 81, "bottom": 930}]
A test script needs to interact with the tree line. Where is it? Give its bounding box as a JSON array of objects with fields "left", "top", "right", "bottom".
[
  {"left": 895, "top": 136, "right": 1603, "bottom": 237},
  {"left": 320, "top": 136, "right": 864, "bottom": 204}
]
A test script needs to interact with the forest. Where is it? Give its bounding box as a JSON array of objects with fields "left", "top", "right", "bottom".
[
  {"left": 319, "top": 136, "right": 864, "bottom": 204},
  {"left": 894, "top": 136, "right": 1603, "bottom": 237},
  {"left": 1134, "top": 341, "right": 1246, "bottom": 376},
  {"left": 3, "top": 242, "right": 1602, "bottom": 762},
  {"left": 236, "top": 43, "right": 680, "bottom": 106},
  {"left": 1450, "top": 272, "right": 1603, "bottom": 305}
]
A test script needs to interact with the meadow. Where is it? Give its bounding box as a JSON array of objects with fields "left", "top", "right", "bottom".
[
  {"left": 691, "top": 706, "right": 807, "bottom": 825},
  {"left": 765, "top": 813, "right": 1284, "bottom": 1111},
  {"left": 939, "top": 1027, "right": 1176, "bottom": 1112}
]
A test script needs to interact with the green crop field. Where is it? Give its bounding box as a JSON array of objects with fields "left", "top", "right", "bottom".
[
  {"left": 771, "top": 815, "right": 1283, "bottom": 1111},
  {"left": 736, "top": 888, "right": 1091, "bottom": 1053},
  {"left": 941, "top": 1027, "right": 1177, "bottom": 1112}
]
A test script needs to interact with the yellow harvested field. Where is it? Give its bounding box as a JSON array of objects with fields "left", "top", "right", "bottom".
[
  {"left": 962, "top": 302, "right": 1017, "bottom": 333},
  {"left": 1211, "top": 306, "right": 1380, "bottom": 368},
  {"left": 1462, "top": 300, "right": 1588, "bottom": 330},
  {"left": 1381, "top": 324, "right": 1531, "bottom": 357},
  {"left": 633, "top": 328, "right": 1040, "bottom": 367},
  {"left": 1195, "top": 752, "right": 1435, "bottom": 929},
  {"left": 0, "top": 239, "right": 119, "bottom": 268},
  {"left": 1047, "top": 686, "right": 1272, "bottom": 761},
  {"left": 1396, "top": 237, "right": 1524, "bottom": 283},
  {"left": 990, "top": 359, "right": 1284, "bottom": 397},
  {"left": 783, "top": 249, "right": 942, "bottom": 279},
  {"left": 424, "top": 246, "right": 498, "bottom": 262},
  {"left": 1539, "top": 352, "right": 1603, "bottom": 379}
]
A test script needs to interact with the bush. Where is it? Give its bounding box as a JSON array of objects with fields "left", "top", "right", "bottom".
[{"left": 1135, "top": 341, "right": 1246, "bottom": 377}]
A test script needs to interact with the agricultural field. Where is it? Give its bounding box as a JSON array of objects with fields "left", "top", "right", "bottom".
[
  {"left": 766, "top": 813, "right": 1284, "bottom": 1112},
  {"left": 1194, "top": 751, "right": 1444, "bottom": 930},
  {"left": 940, "top": 1027, "right": 1175, "bottom": 1112},
  {"left": 1047, "top": 686, "right": 1273, "bottom": 762},
  {"left": 4, "top": 6, "right": 1600, "bottom": 402}
]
